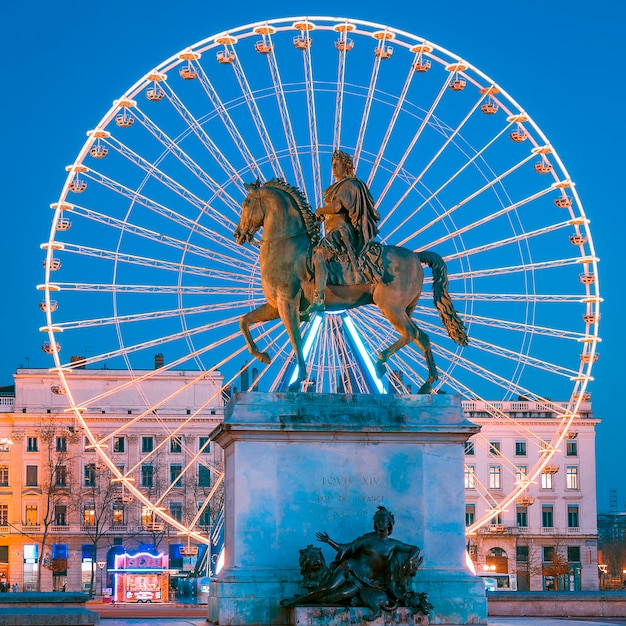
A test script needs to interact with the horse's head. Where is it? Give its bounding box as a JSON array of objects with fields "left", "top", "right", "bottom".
[{"left": 234, "top": 180, "right": 264, "bottom": 245}]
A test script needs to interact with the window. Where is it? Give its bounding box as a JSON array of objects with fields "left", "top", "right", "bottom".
[
  {"left": 515, "top": 440, "right": 527, "bottom": 456},
  {"left": 26, "top": 437, "right": 38, "bottom": 452},
  {"left": 0, "top": 465, "right": 8, "bottom": 487},
  {"left": 197, "top": 502, "right": 211, "bottom": 527},
  {"left": 55, "top": 437, "right": 67, "bottom": 453},
  {"left": 464, "top": 440, "right": 475, "bottom": 456},
  {"left": 567, "top": 504, "right": 579, "bottom": 528},
  {"left": 516, "top": 506, "right": 528, "bottom": 527},
  {"left": 112, "top": 437, "right": 125, "bottom": 453},
  {"left": 54, "top": 504, "right": 68, "bottom": 526},
  {"left": 141, "top": 437, "right": 154, "bottom": 453},
  {"left": 541, "top": 471, "right": 554, "bottom": 490},
  {"left": 25, "top": 504, "right": 38, "bottom": 526},
  {"left": 0, "top": 503, "right": 8, "bottom": 525},
  {"left": 141, "top": 464, "right": 154, "bottom": 488},
  {"left": 0, "top": 440, "right": 10, "bottom": 453},
  {"left": 84, "top": 464, "right": 96, "bottom": 487},
  {"left": 489, "top": 465, "right": 502, "bottom": 489},
  {"left": 83, "top": 437, "right": 94, "bottom": 452},
  {"left": 198, "top": 436, "right": 211, "bottom": 454},
  {"left": 567, "top": 546, "right": 581, "bottom": 562},
  {"left": 465, "top": 503, "right": 475, "bottom": 526},
  {"left": 566, "top": 466, "right": 579, "bottom": 490},
  {"left": 83, "top": 503, "right": 95, "bottom": 527},
  {"left": 170, "top": 464, "right": 183, "bottom": 486},
  {"left": 55, "top": 465, "right": 67, "bottom": 487},
  {"left": 490, "top": 507, "right": 502, "bottom": 525},
  {"left": 169, "top": 502, "right": 182, "bottom": 522},
  {"left": 516, "top": 546, "right": 528, "bottom": 562},
  {"left": 112, "top": 504, "right": 125, "bottom": 526},
  {"left": 26, "top": 465, "right": 38, "bottom": 487},
  {"left": 464, "top": 465, "right": 475, "bottom": 489},
  {"left": 566, "top": 440, "right": 578, "bottom": 456},
  {"left": 489, "top": 441, "right": 501, "bottom": 456},
  {"left": 198, "top": 465, "right": 212, "bottom": 488},
  {"left": 543, "top": 546, "right": 555, "bottom": 562},
  {"left": 141, "top": 506, "right": 155, "bottom": 527},
  {"left": 542, "top": 505, "right": 554, "bottom": 528},
  {"left": 515, "top": 465, "right": 528, "bottom": 484},
  {"left": 170, "top": 437, "right": 182, "bottom": 453}
]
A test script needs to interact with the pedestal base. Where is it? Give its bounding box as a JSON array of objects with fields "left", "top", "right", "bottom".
[
  {"left": 292, "top": 606, "right": 428, "bottom": 625},
  {"left": 209, "top": 392, "right": 486, "bottom": 625}
]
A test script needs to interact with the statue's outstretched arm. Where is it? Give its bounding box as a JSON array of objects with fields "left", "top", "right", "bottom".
[{"left": 316, "top": 531, "right": 341, "bottom": 551}]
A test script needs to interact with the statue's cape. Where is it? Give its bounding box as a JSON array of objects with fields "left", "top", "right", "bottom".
[{"left": 323, "top": 176, "right": 380, "bottom": 248}]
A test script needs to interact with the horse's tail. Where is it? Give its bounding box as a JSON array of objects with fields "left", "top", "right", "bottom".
[{"left": 417, "top": 250, "right": 469, "bottom": 347}]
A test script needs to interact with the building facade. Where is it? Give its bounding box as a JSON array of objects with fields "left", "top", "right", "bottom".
[
  {"left": 0, "top": 368, "right": 224, "bottom": 594},
  {"left": 0, "top": 371, "right": 600, "bottom": 594},
  {"left": 464, "top": 399, "right": 599, "bottom": 591}
]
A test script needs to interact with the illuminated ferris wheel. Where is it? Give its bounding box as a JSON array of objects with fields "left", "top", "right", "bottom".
[{"left": 39, "top": 16, "right": 600, "bottom": 537}]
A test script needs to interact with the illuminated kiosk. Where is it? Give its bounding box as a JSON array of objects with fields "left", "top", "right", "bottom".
[
  {"left": 111, "top": 551, "right": 169, "bottom": 604},
  {"left": 208, "top": 392, "right": 487, "bottom": 625}
]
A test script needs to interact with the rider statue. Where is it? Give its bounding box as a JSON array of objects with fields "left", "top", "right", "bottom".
[{"left": 306, "top": 150, "right": 382, "bottom": 315}]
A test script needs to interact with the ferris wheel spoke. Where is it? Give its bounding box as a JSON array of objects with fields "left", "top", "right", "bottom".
[
  {"left": 420, "top": 185, "right": 553, "bottom": 251},
  {"left": 443, "top": 219, "right": 577, "bottom": 263},
  {"left": 451, "top": 310, "right": 589, "bottom": 342},
  {"left": 191, "top": 55, "right": 265, "bottom": 182},
  {"left": 446, "top": 291, "right": 591, "bottom": 304},
  {"left": 332, "top": 23, "right": 353, "bottom": 152},
  {"left": 132, "top": 98, "right": 249, "bottom": 196},
  {"left": 53, "top": 301, "right": 250, "bottom": 332},
  {"left": 262, "top": 33, "right": 307, "bottom": 190},
  {"left": 353, "top": 40, "right": 387, "bottom": 170},
  {"left": 295, "top": 20, "right": 323, "bottom": 208},
  {"left": 62, "top": 204, "right": 257, "bottom": 270},
  {"left": 365, "top": 56, "right": 417, "bottom": 186},
  {"left": 374, "top": 66, "right": 453, "bottom": 209},
  {"left": 379, "top": 123, "right": 519, "bottom": 237},
  {"left": 62, "top": 313, "right": 245, "bottom": 373},
  {"left": 229, "top": 50, "right": 286, "bottom": 180},
  {"left": 446, "top": 256, "right": 587, "bottom": 282},
  {"left": 58, "top": 242, "right": 252, "bottom": 282},
  {"left": 77, "top": 168, "right": 248, "bottom": 258},
  {"left": 100, "top": 133, "right": 244, "bottom": 223}
]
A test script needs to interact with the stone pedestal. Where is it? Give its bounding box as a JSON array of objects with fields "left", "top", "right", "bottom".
[{"left": 209, "top": 392, "right": 487, "bottom": 625}]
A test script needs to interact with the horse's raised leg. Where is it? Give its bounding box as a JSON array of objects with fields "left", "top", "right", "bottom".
[
  {"left": 276, "top": 297, "right": 307, "bottom": 392},
  {"left": 240, "top": 302, "right": 280, "bottom": 364},
  {"left": 374, "top": 304, "right": 438, "bottom": 394}
]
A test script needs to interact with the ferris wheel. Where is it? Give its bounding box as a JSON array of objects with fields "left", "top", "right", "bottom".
[{"left": 40, "top": 16, "right": 600, "bottom": 538}]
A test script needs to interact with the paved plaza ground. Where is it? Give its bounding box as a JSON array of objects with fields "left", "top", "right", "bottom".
[{"left": 95, "top": 617, "right": 626, "bottom": 626}]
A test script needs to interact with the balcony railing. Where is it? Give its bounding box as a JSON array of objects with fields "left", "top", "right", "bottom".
[{"left": 51, "top": 525, "right": 70, "bottom": 533}]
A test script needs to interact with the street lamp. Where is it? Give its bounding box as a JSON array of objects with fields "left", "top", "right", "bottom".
[{"left": 97, "top": 562, "right": 106, "bottom": 597}]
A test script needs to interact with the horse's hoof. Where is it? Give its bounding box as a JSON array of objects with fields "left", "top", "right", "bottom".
[
  {"left": 300, "top": 311, "right": 311, "bottom": 322},
  {"left": 417, "top": 382, "right": 432, "bottom": 394},
  {"left": 256, "top": 352, "right": 271, "bottom": 364},
  {"left": 375, "top": 360, "right": 387, "bottom": 378},
  {"left": 286, "top": 381, "right": 302, "bottom": 393},
  {"left": 304, "top": 299, "right": 325, "bottom": 316}
]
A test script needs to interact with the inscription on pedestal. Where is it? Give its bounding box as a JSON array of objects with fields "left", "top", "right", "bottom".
[{"left": 316, "top": 474, "right": 386, "bottom": 519}]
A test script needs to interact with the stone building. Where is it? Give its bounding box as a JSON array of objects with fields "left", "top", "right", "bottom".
[
  {"left": 0, "top": 370, "right": 599, "bottom": 594},
  {"left": 0, "top": 367, "right": 224, "bottom": 593},
  {"left": 464, "top": 399, "right": 599, "bottom": 592}
]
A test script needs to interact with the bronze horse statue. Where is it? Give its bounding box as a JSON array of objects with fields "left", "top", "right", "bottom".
[{"left": 234, "top": 179, "right": 468, "bottom": 393}]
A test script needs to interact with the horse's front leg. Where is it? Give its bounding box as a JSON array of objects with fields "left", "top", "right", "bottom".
[
  {"left": 276, "top": 296, "right": 307, "bottom": 392},
  {"left": 240, "top": 302, "right": 280, "bottom": 364}
]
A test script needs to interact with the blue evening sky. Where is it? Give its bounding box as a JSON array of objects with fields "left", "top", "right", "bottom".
[{"left": 1, "top": 1, "right": 623, "bottom": 510}]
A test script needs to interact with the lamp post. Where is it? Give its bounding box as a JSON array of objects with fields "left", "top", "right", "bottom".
[{"left": 97, "top": 562, "right": 106, "bottom": 597}]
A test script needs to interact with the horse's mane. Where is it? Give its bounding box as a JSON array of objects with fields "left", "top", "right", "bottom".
[{"left": 262, "top": 178, "right": 320, "bottom": 246}]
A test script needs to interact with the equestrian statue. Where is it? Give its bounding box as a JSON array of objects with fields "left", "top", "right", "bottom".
[{"left": 234, "top": 150, "right": 468, "bottom": 392}]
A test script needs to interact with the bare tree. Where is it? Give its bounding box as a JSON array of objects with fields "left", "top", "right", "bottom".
[{"left": 35, "top": 422, "right": 73, "bottom": 592}]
